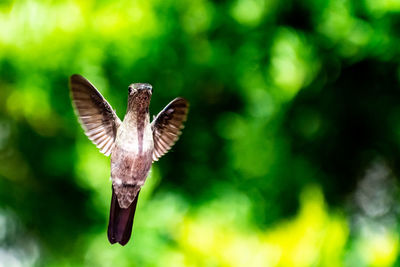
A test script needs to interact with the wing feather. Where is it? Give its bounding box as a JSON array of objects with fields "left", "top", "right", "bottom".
[
  {"left": 151, "top": 97, "right": 189, "bottom": 161},
  {"left": 69, "top": 74, "right": 122, "bottom": 156}
]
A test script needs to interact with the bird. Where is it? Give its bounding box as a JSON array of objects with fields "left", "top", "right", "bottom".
[{"left": 69, "top": 74, "right": 189, "bottom": 246}]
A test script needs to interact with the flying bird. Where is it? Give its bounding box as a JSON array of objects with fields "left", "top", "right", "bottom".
[{"left": 69, "top": 74, "right": 189, "bottom": 245}]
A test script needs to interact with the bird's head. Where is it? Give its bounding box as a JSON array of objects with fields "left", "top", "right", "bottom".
[
  {"left": 128, "top": 83, "right": 152, "bottom": 96},
  {"left": 127, "top": 83, "right": 152, "bottom": 110}
]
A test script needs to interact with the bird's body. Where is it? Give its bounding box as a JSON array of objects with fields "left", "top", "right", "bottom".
[
  {"left": 69, "top": 75, "right": 188, "bottom": 246},
  {"left": 111, "top": 87, "right": 154, "bottom": 209},
  {"left": 111, "top": 117, "right": 153, "bottom": 208}
]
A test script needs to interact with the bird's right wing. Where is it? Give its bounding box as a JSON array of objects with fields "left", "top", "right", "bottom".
[{"left": 69, "top": 74, "right": 122, "bottom": 156}]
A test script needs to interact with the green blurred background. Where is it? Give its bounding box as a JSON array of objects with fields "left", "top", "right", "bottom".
[{"left": 1, "top": 0, "right": 400, "bottom": 266}]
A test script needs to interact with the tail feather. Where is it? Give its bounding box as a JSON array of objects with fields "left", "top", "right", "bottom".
[{"left": 107, "top": 187, "right": 140, "bottom": 245}]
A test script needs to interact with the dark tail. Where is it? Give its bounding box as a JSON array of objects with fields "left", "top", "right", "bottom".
[{"left": 107, "top": 187, "right": 140, "bottom": 246}]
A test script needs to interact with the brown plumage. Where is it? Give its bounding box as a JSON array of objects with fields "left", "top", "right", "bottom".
[{"left": 69, "top": 74, "right": 189, "bottom": 245}]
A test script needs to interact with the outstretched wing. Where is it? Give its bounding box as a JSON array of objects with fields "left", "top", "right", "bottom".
[
  {"left": 151, "top": 97, "right": 189, "bottom": 161},
  {"left": 69, "top": 74, "right": 122, "bottom": 156}
]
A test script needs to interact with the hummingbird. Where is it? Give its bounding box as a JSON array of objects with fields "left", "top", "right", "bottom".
[{"left": 69, "top": 74, "right": 189, "bottom": 246}]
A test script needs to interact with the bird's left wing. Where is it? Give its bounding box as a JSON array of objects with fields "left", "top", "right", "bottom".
[
  {"left": 69, "top": 74, "right": 122, "bottom": 156},
  {"left": 151, "top": 97, "right": 189, "bottom": 161}
]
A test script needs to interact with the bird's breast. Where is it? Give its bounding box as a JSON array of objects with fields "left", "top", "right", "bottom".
[
  {"left": 115, "top": 121, "right": 154, "bottom": 153},
  {"left": 111, "top": 121, "right": 154, "bottom": 185}
]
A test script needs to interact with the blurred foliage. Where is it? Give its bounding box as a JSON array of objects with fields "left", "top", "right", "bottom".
[{"left": 1, "top": 0, "right": 400, "bottom": 266}]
